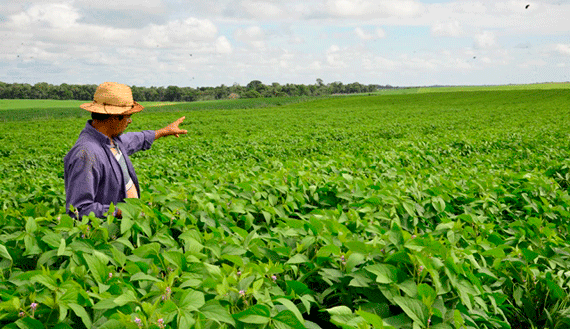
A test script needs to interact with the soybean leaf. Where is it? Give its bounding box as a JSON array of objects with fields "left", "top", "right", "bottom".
[
  {"left": 234, "top": 304, "right": 271, "bottom": 324},
  {"left": 275, "top": 298, "right": 304, "bottom": 323},
  {"left": 0, "top": 244, "right": 12, "bottom": 266},
  {"left": 68, "top": 303, "right": 92, "bottom": 329},
  {"left": 273, "top": 310, "right": 306, "bottom": 329},
  {"left": 15, "top": 317, "right": 45, "bottom": 329},
  {"left": 357, "top": 310, "right": 385, "bottom": 328},
  {"left": 393, "top": 296, "right": 429, "bottom": 327},
  {"left": 178, "top": 310, "right": 196, "bottom": 328},
  {"left": 179, "top": 290, "right": 205, "bottom": 312},
  {"left": 83, "top": 253, "right": 107, "bottom": 284},
  {"left": 417, "top": 284, "right": 437, "bottom": 307},
  {"left": 113, "top": 290, "right": 138, "bottom": 306},
  {"left": 326, "top": 306, "right": 364, "bottom": 328},
  {"left": 286, "top": 280, "right": 311, "bottom": 296},
  {"left": 287, "top": 254, "right": 310, "bottom": 264},
  {"left": 365, "top": 264, "right": 400, "bottom": 284},
  {"left": 130, "top": 272, "right": 162, "bottom": 282},
  {"left": 199, "top": 301, "right": 235, "bottom": 326}
]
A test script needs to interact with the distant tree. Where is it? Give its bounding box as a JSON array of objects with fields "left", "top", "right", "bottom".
[
  {"left": 58, "top": 83, "right": 73, "bottom": 99},
  {"left": 246, "top": 80, "right": 263, "bottom": 91},
  {"left": 180, "top": 88, "right": 198, "bottom": 102},
  {"left": 243, "top": 90, "right": 261, "bottom": 98},
  {"left": 330, "top": 81, "right": 344, "bottom": 94},
  {"left": 131, "top": 86, "right": 146, "bottom": 102},
  {"left": 156, "top": 87, "right": 166, "bottom": 101},
  {"left": 165, "top": 85, "right": 181, "bottom": 102},
  {"left": 145, "top": 87, "right": 159, "bottom": 101},
  {"left": 297, "top": 84, "right": 309, "bottom": 96},
  {"left": 0, "top": 80, "right": 383, "bottom": 100}
]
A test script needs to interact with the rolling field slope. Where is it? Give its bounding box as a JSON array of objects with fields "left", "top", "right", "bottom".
[{"left": 1, "top": 89, "right": 570, "bottom": 328}]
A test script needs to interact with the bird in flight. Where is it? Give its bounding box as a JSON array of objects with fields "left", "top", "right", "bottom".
[{"left": 525, "top": 4, "right": 530, "bottom": 9}]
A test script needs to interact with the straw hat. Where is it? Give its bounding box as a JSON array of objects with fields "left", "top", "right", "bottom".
[{"left": 80, "top": 82, "right": 144, "bottom": 115}]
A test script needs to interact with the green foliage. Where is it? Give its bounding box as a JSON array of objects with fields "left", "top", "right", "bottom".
[{"left": 2, "top": 89, "right": 570, "bottom": 328}]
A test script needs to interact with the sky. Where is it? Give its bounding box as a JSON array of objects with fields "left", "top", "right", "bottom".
[{"left": 0, "top": 0, "right": 569, "bottom": 88}]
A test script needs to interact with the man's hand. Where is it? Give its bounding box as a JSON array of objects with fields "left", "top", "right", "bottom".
[{"left": 155, "top": 116, "right": 188, "bottom": 139}]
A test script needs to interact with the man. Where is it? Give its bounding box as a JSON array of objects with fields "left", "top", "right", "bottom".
[{"left": 64, "top": 81, "right": 187, "bottom": 219}]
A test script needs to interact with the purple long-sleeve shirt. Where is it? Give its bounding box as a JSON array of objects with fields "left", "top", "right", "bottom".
[{"left": 64, "top": 120, "right": 155, "bottom": 219}]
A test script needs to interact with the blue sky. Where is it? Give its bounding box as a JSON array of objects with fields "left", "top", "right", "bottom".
[{"left": 0, "top": 0, "right": 569, "bottom": 87}]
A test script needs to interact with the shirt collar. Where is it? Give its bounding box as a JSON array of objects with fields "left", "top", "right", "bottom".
[{"left": 84, "top": 120, "right": 112, "bottom": 145}]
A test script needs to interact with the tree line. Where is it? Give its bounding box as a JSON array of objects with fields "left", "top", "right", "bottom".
[{"left": 0, "top": 80, "right": 396, "bottom": 102}]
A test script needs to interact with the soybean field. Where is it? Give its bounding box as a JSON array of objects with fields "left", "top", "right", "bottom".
[{"left": 1, "top": 87, "right": 570, "bottom": 329}]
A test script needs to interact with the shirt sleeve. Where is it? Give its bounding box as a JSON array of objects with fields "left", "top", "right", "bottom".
[
  {"left": 118, "top": 130, "right": 155, "bottom": 156},
  {"left": 64, "top": 148, "right": 110, "bottom": 219}
]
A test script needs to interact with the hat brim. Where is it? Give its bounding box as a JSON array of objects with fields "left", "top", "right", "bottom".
[{"left": 80, "top": 101, "right": 144, "bottom": 115}]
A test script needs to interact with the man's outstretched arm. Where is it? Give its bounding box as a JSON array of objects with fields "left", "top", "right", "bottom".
[{"left": 155, "top": 116, "right": 188, "bottom": 140}]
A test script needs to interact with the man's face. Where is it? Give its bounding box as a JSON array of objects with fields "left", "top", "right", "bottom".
[{"left": 109, "top": 114, "right": 132, "bottom": 137}]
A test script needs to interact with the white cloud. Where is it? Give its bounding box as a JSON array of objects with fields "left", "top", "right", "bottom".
[
  {"left": 288, "top": 36, "right": 305, "bottom": 44},
  {"left": 234, "top": 26, "right": 266, "bottom": 49},
  {"left": 354, "top": 27, "right": 386, "bottom": 40},
  {"left": 325, "top": 45, "right": 346, "bottom": 67},
  {"left": 215, "top": 36, "right": 233, "bottom": 54},
  {"left": 326, "top": 0, "right": 424, "bottom": 18},
  {"left": 474, "top": 31, "right": 497, "bottom": 49},
  {"left": 431, "top": 21, "right": 463, "bottom": 37},
  {"left": 144, "top": 18, "right": 218, "bottom": 48},
  {"left": 556, "top": 44, "right": 570, "bottom": 56},
  {"left": 8, "top": 3, "right": 81, "bottom": 29},
  {"left": 74, "top": 0, "right": 166, "bottom": 13},
  {"left": 240, "top": 0, "right": 284, "bottom": 19},
  {"left": 518, "top": 59, "right": 548, "bottom": 69}
]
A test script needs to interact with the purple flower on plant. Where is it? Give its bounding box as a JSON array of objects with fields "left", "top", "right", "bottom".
[
  {"left": 134, "top": 317, "right": 142, "bottom": 327},
  {"left": 19, "top": 311, "right": 25, "bottom": 317},
  {"left": 340, "top": 255, "right": 345, "bottom": 261},
  {"left": 158, "top": 318, "right": 165, "bottom": 328},
  {"left": 239, "top": 290, "right": 246, "bottom": 297},
  {"left": 108, "top": 272, "right": 113, "bottom": 279},
  {"left": 30, "top": 303, "right": 37, "bottom": 311},
  {"left": 271, "top": 275, "right": 277, "bottom": 282},
  {"left": 162, "top": 286, "right": 172, "bottom": 301},
  {"left": 237, "top": 271, "right": 241, "bottom": 276}
]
